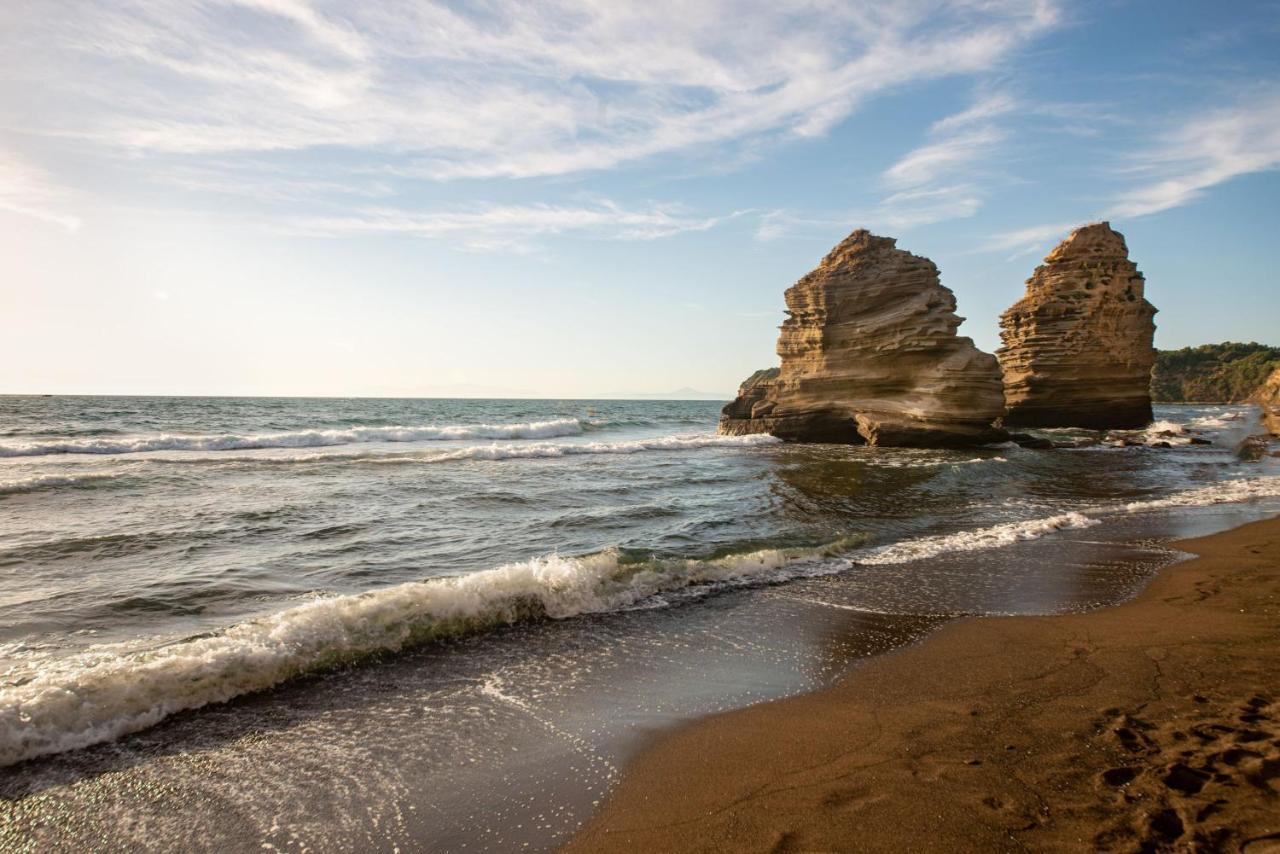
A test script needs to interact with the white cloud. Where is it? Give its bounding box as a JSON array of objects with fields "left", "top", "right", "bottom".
[
  {"left": 0, "top": 150, "right": 82, "bottom": 232},
  {"left": 2, "top": 0, "right": 1060, "bottom": 181},
  {"left": 981, "top": 221, "right": 1078, "bottom": 256},
  {"left": 982, "top": 90, "right": 1280, "bottom": 256},
  {"left": 868, "top": 92, "right": 1015, "bottom": 229},
  {"left": 883, "top": 125, "right": 1005, "bottom": 191},
  {"left": 1106, "top": 91, "right": 1280, "bottom": 218},
  {"left": 929, "top": 92, "right": 1018, "bottom": 134},
  {"left": 278, "top": 200, "right": 737, "bottom": 251}
]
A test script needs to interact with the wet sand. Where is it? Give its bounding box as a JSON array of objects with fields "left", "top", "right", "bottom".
[{"left": 567, "top": 516, "right": 1280, "bottom": 853}]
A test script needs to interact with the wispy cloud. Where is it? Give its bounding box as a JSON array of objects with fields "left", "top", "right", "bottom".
[
  {"left": 2, "top": 1, "right": 1060, "bottom": 182},
  {"left": 883, "top": 126, "right": 1005, "bottom": 191},
  {"left": 981, "top": 221, "right": 1079, "bottom": 257},
  {"left": 278, "top": 200, "right": 737, "bottom": 252},
  {"left": 756, "top": 91, "right": 1015, "bottom": 240},
  {"left": 1106, "top": 91, "right": 1280, "bottom": 218},
  {"left": 983, "top": 89, "right": 1280, "bottom": 256},
  {"left": 873, "top": 90, "right": 1020, "bottom": 229},
  {"left": 0, "top": 149, "right": 82, "bottom": 232}
]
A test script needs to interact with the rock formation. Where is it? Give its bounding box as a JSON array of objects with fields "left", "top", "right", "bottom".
[
  {"left": 1257, "top": 367, "right": 1280, "bottom": 436},
  {"left": 997, "top": 222, "right": 1157, "bottom": 429},
  {"left": 718, "top": 230, "right": 1006, "bottom": 447}
]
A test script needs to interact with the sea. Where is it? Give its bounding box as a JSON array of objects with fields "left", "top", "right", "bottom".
[{"left": 1, "top": 395, "right": 1278, "bottom": 851}]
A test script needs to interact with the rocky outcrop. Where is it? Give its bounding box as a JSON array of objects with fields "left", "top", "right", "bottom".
[
  {"left": 720, "top": 368, "right": 780, "bottom": 423},
  {"left": 718, "top": 230, "right": 1006, "bottom": 447},
  {"left": 1257, "top": 367, "right": 1280, "bottom": 436},
  {"left": 997, "top": 222, "right": 1157, "bottom": 429}
]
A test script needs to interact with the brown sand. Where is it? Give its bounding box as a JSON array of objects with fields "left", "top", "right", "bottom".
[{"left": 567, "top": 516, "right": 1280, "bottom": 853}]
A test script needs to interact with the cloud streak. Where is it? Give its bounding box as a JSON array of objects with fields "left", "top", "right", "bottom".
[
  {"left": 3, "top": 0, "right": 1060, "bottom": 181},
  {"left": 1107, "top": 91, "right": 1280, "bottom": 218},
  {"left": 0, "top": 150, "right": 82, "bottom": 232},
  {"left": 279, "top": 200, "right": 738, "bottom": 251},
  {"left": 984, "top": 89, "right": 1280, "bottom": 256}
]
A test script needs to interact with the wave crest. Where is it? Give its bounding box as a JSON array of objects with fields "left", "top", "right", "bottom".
[
  {"left": 0, "top": 535, "right": 863, "bottom": 767},
  {"left": 0, "top": 419, "right": 586, "bottom": 457},
  {"left": 0, "top": 472, "right": 124, "bottom": 496}
]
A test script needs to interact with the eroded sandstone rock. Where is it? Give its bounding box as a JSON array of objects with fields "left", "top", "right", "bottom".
[
  {"left": 997, "top": 222, "right": 1157, "bottom": 429},
  {"left": 1256, "top": 367, "right": 1280, "bottom": 436},
  {"left": 719, "top": 230, "right": 1005, "bottom": 446}
]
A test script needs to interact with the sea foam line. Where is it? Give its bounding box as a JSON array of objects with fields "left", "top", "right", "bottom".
[
  {"left": 1121, "top": 476, "right": 1280, "bottom": 512},
  {"left": 134, "top": 432, "right": 784, "bottom": 466},
  {"left": 0, "top": 419, "right": 586, "bottom": 458},
  {"left": 0, "top": 472, "right": 124, "bottom": 496},
  {"left": 3, "top": 475, "right": 1278, "bottom": 767},
  {"left": 854, "top": 512, "right": 1099, "bottom": 565}
]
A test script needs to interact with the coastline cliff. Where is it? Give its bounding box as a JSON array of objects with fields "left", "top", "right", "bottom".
[{"left": 1256, "top": 367, "right": 1280, "bottom": 436}]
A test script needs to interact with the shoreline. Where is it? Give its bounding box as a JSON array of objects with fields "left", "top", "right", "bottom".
[{"left": 567, "top": 515, "right": 1280, "bottom": 853}]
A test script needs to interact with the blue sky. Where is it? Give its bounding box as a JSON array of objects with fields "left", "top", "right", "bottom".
[{"left": 2, "top": 0, "right": 1278, "bottom": 397}]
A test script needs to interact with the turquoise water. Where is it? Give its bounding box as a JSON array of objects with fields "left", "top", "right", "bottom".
[{"left": 1, "top": 396, "right": 1278, "bottom": 851}]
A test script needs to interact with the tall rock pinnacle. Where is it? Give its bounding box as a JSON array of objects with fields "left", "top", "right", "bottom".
[
  {"left": 719, "top": 229, "right": 1006, "bottom": 447},
  {"left": 997, "top": 222, "right": 1157, "bottom": 429}
]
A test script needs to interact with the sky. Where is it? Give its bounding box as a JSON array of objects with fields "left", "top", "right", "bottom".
[{"left": 2, "top": 0, "right": 1279, "bottom": 398}]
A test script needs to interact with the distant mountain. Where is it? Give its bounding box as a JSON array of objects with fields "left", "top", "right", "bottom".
[{"left": 1152, "top": 342, "right": 1280, "bottom": 403}]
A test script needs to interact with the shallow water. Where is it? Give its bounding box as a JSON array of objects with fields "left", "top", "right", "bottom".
[{"left": 1, "top": 396, "right": 1277, "bottom": 851}]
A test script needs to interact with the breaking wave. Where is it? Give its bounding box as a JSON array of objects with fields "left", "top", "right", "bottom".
[
  {"left": 0, "top": 419, "right": 586, "bottom": 457},
  {"left": 854, "top": 512, "right": 1099, "bottom": 565},
  {"left": 422, "top": 433, "right": 782, "bottom": 462},
  {"left": 133, "top": 433, "right": 784, "bottom": 466},
  {"left": 0, "top": 535, "right": 864, "bottom": 767},
  {"left": 4, "top": 474, "right": 1279, "bottom": 767},
  {"left": 0, "top": 472, "right": 125, "bottom": 496},
  {"left": 1121, "top": 476, "right": 1280, "bottom": 512}
]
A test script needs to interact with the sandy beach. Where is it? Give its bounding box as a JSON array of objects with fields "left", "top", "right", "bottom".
[{"left": 568, "top": 516, "right": 1280, "bottom": 853}]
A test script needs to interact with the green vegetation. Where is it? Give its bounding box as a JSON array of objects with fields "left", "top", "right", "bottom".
[{"left": 1152, "top": 342, "right": 1280, "bottom": 402}]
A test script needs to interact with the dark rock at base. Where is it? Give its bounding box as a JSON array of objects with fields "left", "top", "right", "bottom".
[{"left": 1235, "top": 434, "right": 1271, "bottom": 462}]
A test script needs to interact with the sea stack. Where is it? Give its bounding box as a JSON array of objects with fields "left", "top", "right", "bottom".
[
  {"left": 997, "top": 222, "right": 1157, "bottom": 429},
  {"left": 719, "top": 230, "right": 1006, "bottom": 447}
]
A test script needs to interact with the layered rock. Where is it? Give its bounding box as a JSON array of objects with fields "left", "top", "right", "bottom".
[
  {"left": 719, "top": 230, "right": 1006, "bottom": 447},
  {"left": 1257, "top": 367, "right": 1280, "bottom": 436},
  {"left": 997, "top": 222, "right": 1157, "bottom": 429}
]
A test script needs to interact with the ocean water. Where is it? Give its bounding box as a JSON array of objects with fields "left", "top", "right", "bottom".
[{"left": 1, "top": 396, "right": 1278, "bottom": 851}]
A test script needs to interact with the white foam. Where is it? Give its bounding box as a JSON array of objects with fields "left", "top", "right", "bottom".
[
  {"left": 866, "top": 455, "right": 1007, "bottom": 469},
  {"left": 0, "top": 472, "right": 123, "bottom": 495},
  {"left": 855, "top": 512, "right": 1099, "bottom": 565},
  {"left": 5, "top": 472, "right": 1279, "bottom": 766},
  {"left": 1187, "top": 409, "right": 1248, "bottom": 429},
  {"left": 0, "top": 419, "right": 586, "bottom": 457},
  {"left": 424, "top": 433, "right": 782, "bottom": 462},
  {"left": 123, "top": 432, "right": 782, "bottom": 467},
  {"left": 1121, "top": 476, "right": 1280, "bottom": 512},
  {"left": 0, "top": 536, "right": 854, "bottom": 767},
  {"left": 1141, "top": 420, "right": 1195, "bottom": 446}
]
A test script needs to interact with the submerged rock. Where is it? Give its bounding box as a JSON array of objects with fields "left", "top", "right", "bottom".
[
  {"left": 1008, "top": 432, "right": 1055, "bottom": 450},
  {"left": 997, "top": 222, "right": 1157, "bottom": 429},
  {"left": 719, "top": 230, "right": 1005, "bottom": 447}
]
